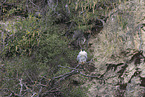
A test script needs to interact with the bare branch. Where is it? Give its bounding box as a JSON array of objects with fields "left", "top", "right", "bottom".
[
  {"left": 53, "top": 69, "right": 78, "bottom": 79},
  {"left": 37, "top": 86, "right": 42, "bottom": 97},
  {"left": 54, "top": 64, "right": 83, "bottom": 80},
  {"left": 8, "top": 89, "right": 21, "bottom": 97},
  {"left": 19, "top": 78, "right": 23, "bottom": 95},
  {"left": 24, "top": 71, "right": 34, "bottom": 83},
  {"left": 58, "top": 65, "right": 75, "bottom": 69},
  {"left": 138, "top": 24, "right": 143, "bottom": 51},
  {"left": 29, "top": 0, "right": 40, "bottom": 10},
  {"left": 79, "top": 72, "right": 102, "bottom": 79},
  {"left": 1, "top": 0, "right": 7, "bottom": 4},
  {"left": 31, "top": 92, "right": 37, "bottom": 97},
  {"left": 56, "top": 63, "right": 102, "bottom": 80},
  {"left": 58, "top": 65, "right": 83, "bottom": 70}
]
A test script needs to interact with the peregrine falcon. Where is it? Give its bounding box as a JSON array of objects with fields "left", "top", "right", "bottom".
[{"left": 77, "top": 50, "right": 87, "bottom": 64}]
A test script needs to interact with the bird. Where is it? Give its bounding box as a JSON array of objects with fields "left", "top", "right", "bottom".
[{"left": 77, "top": 49, "right": 87, "bottom": 64}]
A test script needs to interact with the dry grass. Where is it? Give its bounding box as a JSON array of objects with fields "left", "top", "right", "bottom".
[
  {"left": 92, "top": 0, "right": 145, "bottom": 67},
  {"left": 84, "top": 1, "right": 145, "bottom": 96}
]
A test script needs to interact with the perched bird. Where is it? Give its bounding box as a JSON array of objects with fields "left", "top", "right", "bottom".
[{"left": 77, "top": 50, "right": 87, "bottom": 64}]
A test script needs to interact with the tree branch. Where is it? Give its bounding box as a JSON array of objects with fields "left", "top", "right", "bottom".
[
  {"left": 138, "top": 24, "right": 143, "bottom": 51},
  {"left": 19, "top": 78, "right": 23, "bottom": 95},
  {"left": 79, "top": 72, "right": 102, "bottom": 79},
  {"left": 29, "top": 0, "right": 40, "bottom": 9}
]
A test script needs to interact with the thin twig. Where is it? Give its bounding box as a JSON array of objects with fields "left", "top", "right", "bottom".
[
  {"left": 58, "top": 65, "right": 76, "bottom": 69},
  {"left": 2, "top": 0, "right": 7, "bottom": 3},
  {"left": 23, "top": 83, "right": 37, "bottom": 96},
  {"left": 24, "top": 71, "right": 34, "bottom": 83},
  {"left": 19, "top": 78, "right": 23, "bottom": 95},
  {"left": 53, "top": 69, "right": 78, "bottom": 79},
  {"left": 37, "top": 86, "right": 42, "bottom": 97},
  {"left": 79, "top": 72, "right": 102, "bottom": 79},
  {"left": 29, "top": 0, "right": 40, "bottom": 9},
  {"left": 138, "top": 24, "right": 143, "bottom": 51},
  {"left": 58, "top": 65, "right": 83, "bottom": 70}
]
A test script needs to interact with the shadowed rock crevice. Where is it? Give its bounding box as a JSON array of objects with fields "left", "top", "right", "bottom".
[{"left": 98, "top": 50, "right": 145, "bottom": 96}]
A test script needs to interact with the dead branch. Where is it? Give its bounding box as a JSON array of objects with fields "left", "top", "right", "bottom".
[
  {"left": 54, "top": 63, "right": 103, "bottom": 83},
  {"left": 19, "top": 78, "right": 23, "bottom": 95},
  {"left": 79, "top": 72, "right": 102, "bottom": 79},
  {"left": 29, "top": 0, "right": 40, "bottom": 10},
  {"left": 138, "top": 24, "right": 143, "bottom": 51},
  {"left": 23, "top": 83, "right": 37, "bottom": 96}
]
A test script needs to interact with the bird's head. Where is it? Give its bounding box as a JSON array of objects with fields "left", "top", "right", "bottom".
[{"left": 79, "top": 49, "right": 87, "bottom": 56}]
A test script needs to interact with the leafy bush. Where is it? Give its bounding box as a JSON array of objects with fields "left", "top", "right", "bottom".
[
  {"left": 0, "top": 0, "right": 117, "bottom": 96},
  {"left": 0, "top": 9, "right": 81, "bottom": 96},
  {"left": 1, "top": 15, "right": 41, "bottom": 57}
]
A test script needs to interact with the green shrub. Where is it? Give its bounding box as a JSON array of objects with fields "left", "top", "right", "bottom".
[
  {"left": 61, "top": 85, "right": 88, "bottom": 97},
  {"left": 1, "top": 15, "right": 40, "bottom": 57}
]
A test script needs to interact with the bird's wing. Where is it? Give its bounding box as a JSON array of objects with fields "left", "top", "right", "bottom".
[{"left": 77, "top": 54, "right": 80, "bottom": 61}]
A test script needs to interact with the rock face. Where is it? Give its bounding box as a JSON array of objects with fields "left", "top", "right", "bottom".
[
  {"left": 84, "top": 51, "right": 145, "bottom": 97},
  {"left": 84, "top": 0, "right": 145, "bottom": 96}
]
